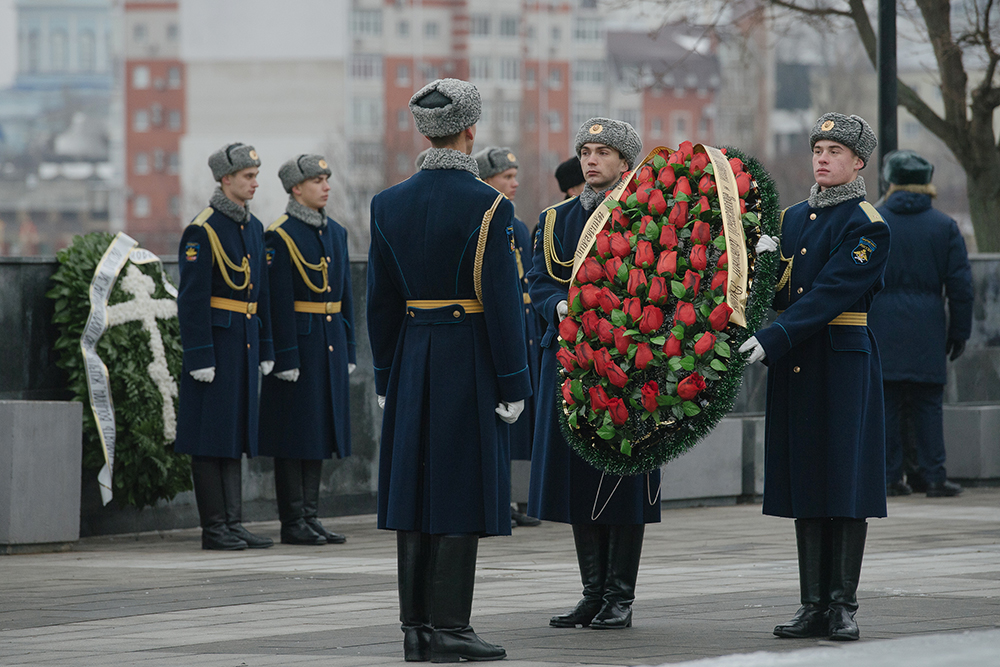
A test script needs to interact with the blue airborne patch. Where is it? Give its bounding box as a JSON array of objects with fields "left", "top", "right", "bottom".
[
  {"left": 265, "top": 246, "right": 275, "bottom": 266},
  {"left": 506, "top": 224, "right": 515, "bottom": 254},
  {"left": 852, "top": 237, "right": 877, "bottom": 265},
  {"left": 185, "top": 242, "right": 199, "bottom": 262}
]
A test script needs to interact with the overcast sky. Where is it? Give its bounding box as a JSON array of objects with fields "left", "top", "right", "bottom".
[{"left": 0, "top": 0, "right": 14, "bottom": 88}]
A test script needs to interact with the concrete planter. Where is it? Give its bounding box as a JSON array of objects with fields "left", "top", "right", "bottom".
[
  {"left": 0, "top": 400, "right": 82, "bottom": 552},
  {"left": 944, "top": 404, "right": 1000, "bottom": 480}
]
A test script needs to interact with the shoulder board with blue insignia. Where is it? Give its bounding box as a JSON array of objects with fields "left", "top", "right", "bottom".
[
  {"left": 190, "top": 207, "right": 213, "bottom": 227},
  {"left": 859, "top": 201, "right": 884, "bottom": 223},
  {"left": 267, "top": 215, "right": 289, "bottom": 232}
]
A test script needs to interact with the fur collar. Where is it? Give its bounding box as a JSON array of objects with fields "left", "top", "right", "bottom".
[
  {"left": 210, "top": 187, "right": 250, "bottom": 223},
  {"left": 808, "top": 176, "right": 867, "bottom": 209},
  {"left": 579, "top": 176, "right": 625, "bottom": 212},
  {"left": 419, "top": 148, "right": 480, "bottom": 176},
  {"left": 286, "top": 196, "right": 326, "bottom": 228}
]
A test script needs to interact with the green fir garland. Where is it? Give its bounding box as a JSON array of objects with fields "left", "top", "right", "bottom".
[
  {"left": 558, "top": 146, "right": 781, "bottom": 476},
  {"left": 47, "top": 233, "right": 192, "bottom": 508}
]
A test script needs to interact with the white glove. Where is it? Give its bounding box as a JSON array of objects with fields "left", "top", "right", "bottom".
[
  {"left": 260, "top": 360, "right": 274, "bottom": 376},
  {"left": 377, "top": 394, "right": 386, "bottom": 409},
  {"left": 190, "top": 367, "right": 215, "bottom": 383},
  {"left": 755, "top": 235, "right": 779, "bottom": 254},
  {"left": 556, "top": 300, "right": 569, "bottom": 322},
  {"left": 348, "top": 363, "right": 356, "bottom": 375},
  {"left": 495, "top": 400, "right": 525, "bottom": 424},
  {"left": 739, "top": 336, "right": 766, "bottom": 364},
  {"left": 275, "top": 368, "right": 299, "bottom": 382}
]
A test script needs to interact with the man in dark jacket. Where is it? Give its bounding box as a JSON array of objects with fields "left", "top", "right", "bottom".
[
  {"left": 368, "top": 78, "right": 531, "bottom": 663},
  {"left": 740, "top": 113, "right": 889, "bottom": 641},
  {"left": 869, "top": 150, "right": 972, "bottom": 498}
]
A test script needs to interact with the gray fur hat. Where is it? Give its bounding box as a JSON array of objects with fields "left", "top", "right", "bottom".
[
  {"left": 409, "top": 78, "right": 482, "bottom": 138},
  {"left": 278, "top": 154, "right": 333, "bottom": 193},
  {"left": 809, "top": 113, "right": 877, "bottom": 166},
  {"left": 208, "top": 142, "right": 261, "bottom": 181},
  {"left": 882, "top": 149, "right": 934, "bottom": 185},
  {"left": 574, "top": 118, "right": 642, "bottom": 169},
  {"left": 473, "top": 147, "right": 519, "bottom": 180}
]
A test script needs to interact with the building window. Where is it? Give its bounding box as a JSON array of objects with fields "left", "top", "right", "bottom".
[
  {"left": 419, "top": 63, "right": 438, "bottom": 82},
  {"left": 134, "top": 152, "right": 149, "bottom": 175},
  {"left": 133, "top": 110, "right": 149, "bottom": 132},
  {"left": 525, "top": 67, "right": 536, "bottom": 87},
  {"left": 574, "top": 18, "right": 601, "bottom": 41},
  {"left": 470, "top": 57, "right": 490, "bottom": 80},
  {"left": 904, "top": 121, "right": 920, "bottom": 138},
  {"left": 397, "top": 109, "right": 409, "bottom": 130},
  {"left": 168, "top": 152, "right": 180, "bottom": 174},
  {"left": 351, "top": 54, "right": 383, "bottom": 80},
  {"left": 167, "top": 66, "right": 181, "bottom": 88},
  {"left": 396, "top": 63, "right": 410, "bottom": 85},
  {"left": 166, "top": 23, "right": 178, "bottom": 41},
  {"left": 574, "top": 60, "right": 604, "bottom": 85},
  {"left": 671, "top": 112, "right": 690, "bottom": 145},
  {"left": 133, "top": 195, "right": 150, "bottom": 218},
  {"left": 547, "top": 110, "right": 562, "bottom": 132},
  {"left": 350, "top": 10, "right": 382, "bottom": 36},
  {"left": 650, "top": 117, "right": 662, "bottom": 137},
  {"left": 133, "top": 23, "right": 147, "bottom": 42},
  {"left": 150, "top": 103, "right": 162, "bottom": 126},
  {"left": 169, "top": 195, "right": 181, "bottom": 217},
  {"left": 498, "top": 58, "right": 519, "bottom": 82},
  {"left": 153, "top": 149, "right": 165, "bottom": 172},
  {"left": 132, "top": 65, "right": 150, "bottom": 89},
  {"left": 352, "top": 99, "right": 383, "bottom": 131},
  {"left": 424, "top": 21, "right": 439, "bottom": 38},
  {"left": 572, "top": 103, "right": 604, "bottom": 130},
  {"left": 470, "top": 14, "right": 490, "bottom": 36},
  {"left": 78, "top": 30, "right": 96, "bottom": 72},
  {"left": 168, "top": 110, "right": 182, "bottom": 131},
  {"left": 618, "top": 109, "right": 640, "bottom": 128},
  {"left": 26, "top": 30, "right": 40, "bottom": 72},
  {"left": 396, "top": 153, "right": 411, "bottom": 174},
  {"left": 548, "top": 67, "right": 561, "bottom": 89},
  {"left": 499, "top": 15, "right": 518, "bottom": 37},
  {"left": 398, "top": 20, "right": 409, "bottom": 36},
  {"left": 50, "top": 29, "right": 68, "bottom": 71},
  {"left": 579, "top": 0, "right": 597, "bottom": 7},
  {"left": 499, "top": 101, "right": 519, "bottom": 128},
  {"left": 699, "top": 116, "right": 710, "bottom": 135},
  {"left": 351, "top": 142, "right": 383, "bottom": 168},
  {"left": 551, "top": 26, "right": 561, "bottom": 42}
]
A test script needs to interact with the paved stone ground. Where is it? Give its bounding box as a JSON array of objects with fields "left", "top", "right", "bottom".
[{"left": 1, "top": 488, "right": 998, "bottom": 666}]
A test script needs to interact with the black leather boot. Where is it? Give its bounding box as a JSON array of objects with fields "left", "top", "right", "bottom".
[
  {"left": 774, "top": 518, "right": 829, "bottom": 638},
  {"left": 398, "top": 531, "right": 432, "bottom": 662},
  {"left": 591, "top": 524, "right": 643, "bottom": 629},
  {"left": 550, "top": 524, "right": 608, "bottom": 628},
  {"left": 192, "top": 457, "right": 247, "bottom": 550},
  {"left": 828, "top": 518, "right": 867, "bottom": 641},
  {"left": 275, "top": 458, "right": 325, "bottom": 545},
  {"left": 429, "top": 535, "right": 505, "bottom": 663},
  {"left": 221, "top": 457, "right": 273, "bottom": 548},
  {"left": 302, "top": 459, "right": 346, "bottom": 544}
]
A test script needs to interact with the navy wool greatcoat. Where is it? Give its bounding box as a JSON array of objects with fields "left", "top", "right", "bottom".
[
  {"left": 368, "top": 166, "right": 532, "bottom": 537},
  {"left": 259, "top": 214, "right": 356, "bottom": 460},
  {"left": 869, "top": 191, "right": 973, "bottom": 384},
  {"left": 755, "top": 195, "right": 891, "bottom": 519},
  {"left": 176, "top": 207, "right": 274, "bottom": 458},
  {"left": 526, "top": 196, "right": 661, "bottom": 526},
  {"left": 509, "top": 216, "right": 541, "bottom": 461}
]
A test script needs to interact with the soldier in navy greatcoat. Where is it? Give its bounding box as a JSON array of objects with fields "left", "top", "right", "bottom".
[
  {"left": 740, "top": 113, "right": 890, "bottom": 641},
  {"left": 176, "top": 142, "right": 276, "bottom": 551},
  {"left": 473, "top": 146, "right": 542, "bottom": 528},
  {"left": 367, "top": 78, "right": 532, "bottom": 662},
  {"left": 259, "top": 154, "right": 356, "bottom": 546},
  {"left": 526, "top": 118, "right": 661, "bottom": 631}
]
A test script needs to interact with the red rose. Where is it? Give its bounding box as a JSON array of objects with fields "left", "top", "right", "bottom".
[
  {"left": 740, "top": 199, "right": 747, "bottom": 214},
  {"left": 656, "top": 250, "right": 677, "bottom": 277},
  {"left": 729, "top": 157, "right": 744, "bottom": 174},
  {"left": 648, "top": 189, "right": 667, "bottom": 215},
  {"left": 717, "top": 251, "right": 729, "bottom": 269},
  {"left": 557, "top": 347, "right": 577, "bottom": 372},
  {"left": 657, "top": 165, "right": 676, "bottom": 188},
  {"left": 635, "top": 342, "right": 654, "bottom": 369},
  {"left": 659, "top": 223, "right": 678, "bottom": 250},
  {"left": 677, "top": 372, "right": 706, "bottom": 400},
  {"left": 668, "top": 150, "right": 685, "bottom": 166},
  {"left": 709, "top": 302, "right": 734, "bottom": 330},
  {"left": 691, "top": 220, "right": 711, "bottom": 245},
  {"left": 689, "top": 153, "right": 710, "bottom": 177},
  {"left": 607, "top": 397, "right": 629, "bottom": 425},
  {"left": 595, "top": 231, "right": 611, "bottom": 258},
  {"left": 589, "top": 385, "right": 609, "bottom": 412},
  {"left": 611, "top": 207, "right": 628, "bottom": 230},
  {"left": 637, "top": 164, "right": 654, "bottom": 183},
  {"left": 603, "top": 256, "right": 623, "bottom": 283},
  {"left": 683, "top": 269, "right": 701, "bottom": 294},
  {"left": 562, "top": 378, "right": 575, "bottom": 405},
  {"left": 690, "top": 245, "right": 708, "bottom": 271},
  {"left": 596, "top": 317, "right": 615, "bottom": 344},
  {"left": 639, "top": 215, "right": 653, "bottom": 234},
  {"left": 635, "top": 240, "right": 655, "bottom": 268},
  {"left": 580, "top": 284, "right": 601, "bottom": 310},
  {"left": 606, "top": 361, "right": 628, "bottom": 388},
  {"left": 593, "top": 347, "right": 612, "bottom": 377},
  {"left": 641, "top": 380, "right": 660, "bottom": 412},
  {"left": 663, "top": 334, "right": 683, "bottom": 357},
  {"left": 575, "top": 341, "right": 595, "bottom": 370},
  {"left": 627, "top": 268, "right": 648, "bottom": 296},
  {"left": 568, "top": 285, "right": 581, "bottom": 310},
  {"left": 674, "top": 301, "right": 696, "bottom": 327},
  {"left": 668, "top": 201, "right": 689, "bottom": 229},
  {"left": 673, "top": 176, "right": 692, "bottom": 200},
  {"left": 698, "top": 173, "right": 716, "bottom": 196},
  {"left": 647, "top": 276, "right": 668, "bottom": 305},
  {"left": 696, "top": 195, "right": 711, "bottom": 214},
  {"left": 610, "top": 232, "right": 631, "bottom": 258},
  {"left": 638, "top": 304, "right": 664, "bottom": 334},
  {"left": 636, "top": 185, "right": 653, "bottom": 205},
  {"left": 596, "top": 287, "right": 620, "bottom": 315},
  {"left": 613, "top": 326, "right": 634, "bottom": 355},
  {"left": 735, "top": 172, "right": 751, "bottom": 197},
  {"left": 581, "top": 309, "right": 601, "bottom": 338},
  {"left": 694, "top": 332, "right": 717, "bottom": 356},
  {"left": 711, "top": 270, "right": 728, "bottom": 291},
  {"left": 558, "top": 317, "right": 580, "bottom": 342},
  {"left": 623, "top": 297, "right": 642, "bottom": 323},
  {"left": 577, "top": 256, "right": 604, "bottom": 284},
  {"left": 677, "top": 141, "right": 695, "bottom": 161}
]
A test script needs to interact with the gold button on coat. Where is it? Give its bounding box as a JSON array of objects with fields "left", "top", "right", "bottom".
[
  {"left": 247, "top": 343, "right": 251, "bottom": 349},
  {"left": 809, "top": 213, "right": 816, "bottom": 220},
  {"left": 800, "top": 248, "right": 807, "bottom": 255},
  {"left": 453, "top": 310, "right": 461, "bottom": 318},
  {"left": 246, "top": 313, "right": 251, "bottom": 319},
  {"left": 328, "top": 345, "right": 333, "bottom": 352},
  {"left": 793, "top": 366, "right": 801, "bottom": 373},
  {"left": 797, "top": 287, "right": 804, "bottom": 294},
  {"left": 326, "top": 315, "right": 332, "bottom": 321}
]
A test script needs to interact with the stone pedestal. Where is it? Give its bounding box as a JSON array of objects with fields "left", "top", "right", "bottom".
[
  {"left": 944, "top": 404, "right": 1000, "bottom": 479},
  {"left": 0, "top": 401, "right": 82, "bottom": 552},
  {"left": 660, "top": 417, "right": 744, "bottom": 503}
]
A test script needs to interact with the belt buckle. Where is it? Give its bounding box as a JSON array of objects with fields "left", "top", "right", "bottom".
[{"left": 325, "top": 302, "right": 334, "bottom": 314}]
